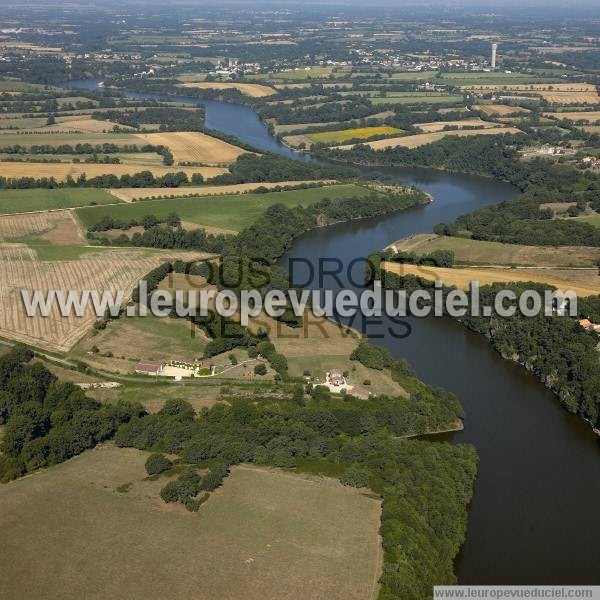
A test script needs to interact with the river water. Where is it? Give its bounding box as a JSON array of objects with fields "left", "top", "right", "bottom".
[{"left": 65, "top": 80, "right": 600, "bottom": 585}]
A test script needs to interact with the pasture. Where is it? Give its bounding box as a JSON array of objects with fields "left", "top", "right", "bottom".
[
  {"left": 306, "top": 126, "right": 404, "bottom": 144},
  {"left": 76, "top": 184, "right": 370, "bottom": 231},
  {"left": 72, "top": 312, "right": 209, "bottom": 372},
  {"left": 180, "top": 81, "right": 277, "bottom": 97},
  {"left": 383, "top": 261, "right": 600, "bottom": 297},
  {"left": 0, "top": 188, "right": 115, "bottom": 215},
  {"left": 137, "top": 131, "right": 250, "bottom": 164},
  {"left": 389, "top": 234, "right": 600, "bottom": 267},
  {"left": 335, "top": 126, "right": 521, "bottom": 150},
  {"left": 0, "top": 446, "right": 382, "bottom": 600}
]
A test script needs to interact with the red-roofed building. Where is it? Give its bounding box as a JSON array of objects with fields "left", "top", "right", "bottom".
[{"left": 135, "top": 361, "right": 165, "bottom": 376}]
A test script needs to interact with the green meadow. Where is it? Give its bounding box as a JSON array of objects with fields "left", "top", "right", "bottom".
[
  {"left": 75, "top": 184, "right": 373, "bottom": 231},
  {"left": 0, "top": 188, "right": 117, "bottom": 215}
]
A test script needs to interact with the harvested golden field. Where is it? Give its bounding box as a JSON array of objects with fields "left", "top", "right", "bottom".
[
  {"left": 388, "top": 234, "right": 600, "bottom": 268},
  {"left": 180, "top": 81, "right": 277, "bottom": 97},
  {"left": 335, "top": 127, "right": 521, "bottom": 150},
  {"left": 383, "top": 262, "right": 600, "bottom": 297},
  {"left": 137, "top": 131, "right": 249, "bottom": 165},
  {"left": 0, "top": 210, "right": 83, "bottom": 244},
  {"left": 539, "top": 92, "right": 600, "bottom": 105},
  {"left": 0, "top": 446, "right": 382, "bottom": 600},
  {"left": 543, "top": 111, "right": 600, "bottom": 123},
  {"left": 0, "top": 161, "right": 228, "bottom": 182},
  {"left": 0, "top": 118, "right": 135, "bottom": 134},
  {"left": 0, "top": 243, "right": 208, "bottom": 352},
  {"left": 107, "top": 180, "right": 334, "bottom": 202},
  {"left": 477, "top": 104, "right": 531, "bottom": 116},
  {"left": 50, "top": 117, "right": 134, "bottom": 133},
  {"left": 414, "top": 118, "right": 498, "bottom": 133},
  {"left": 462, "top": 83, "right": 599, "bottom": 105}
]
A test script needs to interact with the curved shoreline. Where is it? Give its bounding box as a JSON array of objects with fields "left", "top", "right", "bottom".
[{"left": 55, "top": 79, "right": 600, "bottom": 585}]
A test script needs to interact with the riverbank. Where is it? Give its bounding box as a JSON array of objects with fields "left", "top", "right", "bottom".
[
  {"left": 57, "top": 78, "right": 600, "bottom": 585},
  {"left": 401, "top": 419, "right": 465, "bottom": 439}
]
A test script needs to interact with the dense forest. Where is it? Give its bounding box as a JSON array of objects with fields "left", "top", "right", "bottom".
[
  {"left": 0, "top": 347, "right": 142, "bottom": 482},
  {"left": 210, "top": 153, "right": 356, "bottom": 184}
]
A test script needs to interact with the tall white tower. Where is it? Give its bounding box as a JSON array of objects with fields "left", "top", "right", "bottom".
[{"left": 491, "top": 43, "right": 498, "bottom": 69}]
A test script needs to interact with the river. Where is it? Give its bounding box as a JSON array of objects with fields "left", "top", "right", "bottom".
[{"left": 65, "top": 79, "right": 600, "bottom": 585}]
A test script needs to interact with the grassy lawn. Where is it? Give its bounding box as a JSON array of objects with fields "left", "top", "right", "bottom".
[
  {"left": 73, "top": 313, "right": 208, "bottom": 364},
  {"left": 0, "top": 445, "right": 382, "bottom": 600},
  {"left": 307, "top": 126, "right": 403, "bottom": 144},
  {"left": 21, "top": 241, "right": 109, "bottom": 261},
  {"left": 574, "top": 214, "right": 600, "bottom": 227},
  {"left": 76, "top": 184, "right": 372, "bottom": 231},
  {"left": 0, "top": 188, "right": 116, "bottom": 215},
  {"left": 91, "top": 383, "right": 224, "bottom": 413},
  {"left": 371, "top": 95, "right": 463, "bottom": 105}
]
